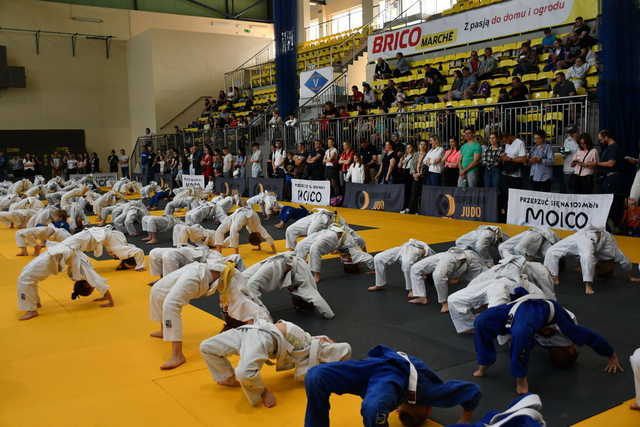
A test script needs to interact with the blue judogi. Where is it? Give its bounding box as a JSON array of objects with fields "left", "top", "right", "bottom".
[
  {"left": 304, "top": 345, "right": 481, "bottom": 427},
  {"left": 148, "top": 190, "right": 170, "bottom": 208},
  {"left": 279, "top": 205, "right": 308, "bottom": 224},
  {"left": 447, "top": 394, "right": 545, "bottom": 426},
  {"left": 474, "top": 299, "right": 614, "bottom": 378}
]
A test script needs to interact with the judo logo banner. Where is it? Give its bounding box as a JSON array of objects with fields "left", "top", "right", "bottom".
[
  {"left": 421, "top": 186, "right": 498, "bottom": 222},
  {"left": 181, "top": 174, "right": 205, "bottom": 189},
  {"left": 506, "top": 189, "right": 613, "bottom": 231},
  {"left": 291, "top": 179, "right": 330, "bottom": 206},
  {"left": 343, "top": 183, "right": 405, "bottom": 212},
  {"left": 69, "top": 173, "right": 117, "bottom": 187},
  {"left": 299, "top": 66, "right": 333, "bottom": 102},
  {"left": 249, "top": 177, "right": 284, "bottom": 199},
  {"left": 215, "top": 177, "right": 246, "bottom": 197}
]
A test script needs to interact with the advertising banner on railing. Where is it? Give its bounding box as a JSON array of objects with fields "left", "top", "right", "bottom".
[
  {"left": 249, "top": 177, "right": 285, "bottom": 199},
  {"left": 299, "top": 66, "right": 334, "bottom": 104},
  {"left": 367, "top": 0, "right": 598, "bottom": 61},
  {"left": 69, "top": 173, "right": 117, "bottom": 187},
  {"left": 291, "top": 179, "right": 331, "bottom": 206},
  {"left": 420, "top": 186, "right": 498, "bottom": 222},
  {"left": 506, "top": 189, "right": 612, "bottom": 231},
  {"left": 215, "top": 177, "right": 247, "bottom": 197},
  {"left": 181, "top": 174, "right": 205, "bottom": 189},
  {"left": 343, "top": 183, "right": 405, "bottom": 212}
]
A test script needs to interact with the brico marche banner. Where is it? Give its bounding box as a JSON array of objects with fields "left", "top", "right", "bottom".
[{"left": 367, "top": 0, "right": 597, "bottom": 61}]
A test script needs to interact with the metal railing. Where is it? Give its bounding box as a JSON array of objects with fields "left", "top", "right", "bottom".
[{"left": 224, "top": 40, "right": 276, "bottom": 91}]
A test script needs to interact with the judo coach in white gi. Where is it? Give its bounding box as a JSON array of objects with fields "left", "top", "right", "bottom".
[
  {"left": 214, "top": 207, "right": 276, "bottom": 254},
  {"left": 149, "top": 260, "right": 270, "bottom": 370},
  {"left": 17, "top": 243, "right": 113, "bottom": 320},
  {"left": 498, "top": 226, "right": 560, "bottom": 260},
  {"left": 409, "top": 247, "right": 488, "bottom": 312},
  {"left": 456, "top": 225, "right": 508, "bottom": 262},
  {"left": 368, "top": 239, "right": 435, "bottom": 292},
  {"left": 285, "top": 208, "right": 336, "bottom": 249},
  {"left": 199, "top": 319, "right": 351, "bottom": 408},
  {"left": 243, "top": 252, "right": 335, "bottom": 319},
  {"left": 543, "top": 225, "right": 634, "bottom": 294}
]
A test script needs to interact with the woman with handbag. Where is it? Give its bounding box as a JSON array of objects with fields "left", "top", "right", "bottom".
[{"left": 571, "top": 133, "right": 598, "bottom": 194}]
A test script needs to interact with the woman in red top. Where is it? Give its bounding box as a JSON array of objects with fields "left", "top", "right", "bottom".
[
  {"left": 338, "top": 141, "right": 355, "bottom": 189},
  {"left": 200, "top": 145, "right": 214, "bottom": 183}
]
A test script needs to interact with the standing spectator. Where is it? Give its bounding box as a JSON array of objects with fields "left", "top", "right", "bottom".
[
  {"left": 269, "top": 111, "right": 283, "bottom": 142},
  {"left": 23, "top": 154, "right": 36, "bottom": 181},
  {"left": 359, "top": 139, "right": 379, "bottom": 184},
  {"left": 374, "top": 57, "right": 393, "bottom": 80},
  {"left": 108, "top": 150, "right": 118, "bottom": 173},
  {"left": 212, "top": 149, "right": 223, "bottom": 177},
  {"left": 553, "top": 72, "right": 577, "bottom": 97},
  {"left": 284, "top": 114, "right": 298, "bottom": 145},
  {"left": 404, "top": 140, "right": 428, "bottom": 214},
  {"left": 571, "top": 133, "right": 598, "bottom": 194},
  {"left": 500, "top": 133, "right": 527, "bottom": 189},
  {"left": 50, "top": 151, "right": 64, "bottom": 178},
  {"left": 77, "top": 154, "right": 87, "bottom": 174},
  {"left": 561, "top": 126, "right": 580, "bottom": 192},
  {"left": 566, "top": 56, "right": 589, "bottom": 89},
  {"left": 66, "top": 153, "right": 78, "bottom": 178},
  {"left": 140, "top": 145, "right": 152, "bottom": 184},
  {"left": 424, "top": 136, "right": 445, "bottom": 186},
  {"left": 442, "top": 139, "right": 461, "bottom": 187},
  {"left": 338, "top": 141, "right": 355, "bottom": 188},
  {"left": 457, "top": 128, "right": 482, "bottom": 188},
  {"left": 597, "top": 130, "right": 624, "bottom": 226},
  {"left": 0, "top": 150, "right": 5, "bottom": 181},
  {"left": 307, "top": 140, "right": 325, "bottom": 180},
  {"left": 512, "top": 43, "right": 539, "bottom": 75},
  {"left": 481, "top": 132, "right": 503, "bottom": 189},
  {"left": 272, "top": 140, "right": 286, "bottom": 177},
  {"left": 11, "top": 156, "right": 23, "bottom": 180},
  {"left": 376, "top": 142, "right": 398, "bottom": 184},
  {"left": 222, "top": 146, "right": 234, "bottom": 178},
  {"left": 393, "top": 52, "right": 411, "bottom": 77},
  {"left": 118, "top": 149, "right": 129, "bottom": 178},
  {"left": 234, "top": 147, "right": 246, "bottom": 178},
  {"left": 201, "top": 146, "right": 213, "bottom": 184},
  {"left": 90, "top": 152, "right": 100, "bottom": 173},
  {"left": 399, "top": 143, "right": 417, "bottom": 209},
  {"left": 323, "top": 138, "right": 340, "bottom": 195},
  {"left": 438, "top": 108, "right": 462, "bottom": 144},
  {"left": 189, "top": 145, "right": 203, "bottom": 175},
  {"left": 293, "top": 143, "right": 308, "bottom": 179},
  {"left": 180, "top": 148, "right": 190, "bottom": 176},
  {"left": 250, "top": 143, "right": 262, "bottom": 178},
  {"left": 625, "top": 154, "right": 640, "bottom": 202},
  {"left": 477, "top": 48, "right": 498, "bottom": 79},
  {"left": 528, "top": 130, "right": 555, "bottom": 192},
  {"left": 345, "top": 153, "right": 365, "bottom": 184}
]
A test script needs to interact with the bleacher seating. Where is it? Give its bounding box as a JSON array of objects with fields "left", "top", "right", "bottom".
[{"left": 441, "top": 0, "right": 505, "bottom": 16}]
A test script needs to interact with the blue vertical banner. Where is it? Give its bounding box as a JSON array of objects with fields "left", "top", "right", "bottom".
[{"left": 273, "top": 0, "right": 298, "bottom": 118}]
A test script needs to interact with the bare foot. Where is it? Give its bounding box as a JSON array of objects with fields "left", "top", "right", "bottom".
[
  {"left": 135, "top": 268, "right": 146, "bottom": 272},
  {"left": 150, "top": 330, "right": 163, "bottom": 338},
  {"left": 261, "top": 389, "right": 277, "bottom": 408},
  {"left": 217, "top": 377, "right": 240, "bottom": 387},
  {"left": 314, "top": 272, "right": 321, "bottom": 283},
  {"left": 99, "top": 301, "right": 114, "bottom": 308},
  {"left": 407, "top": 291, "right": 414, "bottom": 298},
  {"left": 409, "top": 297, "right": 428, "bottom": 305},
  {"left": 94, "top": 296, "right": 108, "bottom": 302},
  {"left": 160, "top": 354, "right": 186, "bottom": 370},
  {"left": 630, "top": 403, "right": 640, "bottom": 411},
  {"left": 147, "top": 239, "right": 159, "bottom": 244},
  {"left": 33, "top": 246, "right": 42, "bottom": 256},
  {"left": 141, "top": 236, "right": 151, "bottom": 241},
  {"left": 440, "top": 302, "right": 449, "bottom": 313},
  {"left": 516, "top": 377, "right": 529, "bottom": 395},
  {"left": 19, "top": 311, "right": 39, "bottom": 321},
  {"left": 552, "top": 276, "right": 560, "bottom": 285},
  {"left": 472, "top": 366, "right": 487, "bottom": 377},
  {"left": 17, "top": 249, "right": 28, "bottom": 256},
  {"left": 367, "top": 285, "right": 385, "bottom": 292},
  {"left": 37, "top": 302, "right": 42, "bottom": 308},
  {"left": 274, "top": 222, "right": 284, "bottom": 229},
  {"left": 585, "top": 283, "right": 595, "bottom": 295},
  {"left": 461, "top": 329, "right": 475, "bottom": 335}
]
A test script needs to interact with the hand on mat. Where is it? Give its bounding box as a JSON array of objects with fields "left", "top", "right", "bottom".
[{"left": 604, "top": 354, "right": 623, "bottom": 374}]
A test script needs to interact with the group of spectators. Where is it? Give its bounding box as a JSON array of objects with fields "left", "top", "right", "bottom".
[{"left": 0, "top": 151, "right": 101, "bottom": 181}]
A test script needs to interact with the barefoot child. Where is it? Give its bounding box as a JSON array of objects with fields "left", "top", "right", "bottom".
[
  {"left": 214, "top": 207, "right": 276, "bottom": 254},
  {"left": 16, "top": 219, "right": 71, "bottom": 256},
  {"left": 368, "top": 239, "right": 434, "bottom": 292}
]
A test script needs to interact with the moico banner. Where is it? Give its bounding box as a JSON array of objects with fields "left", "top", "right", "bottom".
[
  {"left": 215, "top": 177, "right": 247, "bottom": 197},
  {"left": 291, "top": 179, "right": 331, "bottom": 206},
  {"left": 367, "top": 0, "right": 597, "bottom": 61},
  {"left": 181, "top": 174, "right": 205, "bottom": 189},
  {"left": 506, "top": 189, "right": 612, "bottom": 231},
  {"left": 343, "top": 183, "right": 405, "bottom": 212},
  {"left": 249, "top": 177, "right": 285, "bottom": 199},
  {"left": 420, "top": 186, "right": 498, "bottom": 222},
  {"left": 69, "top": 173, "right": 117, "bottom": 187}
]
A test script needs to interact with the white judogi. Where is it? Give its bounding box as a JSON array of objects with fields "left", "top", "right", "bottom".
[
  {"left": 9, "top": 196, "right": 43, "bottom": 211},
  {"left": 67, "top": 200, "right": 89, "bottom": 233},
  {"left": 631, "top": 348, "right": 640, "bottom": 408},
  {"left": 16, "top": 224, "right": 71, "bottom": 249},
  {"left": 243, "top": 252, "right": 335, "bottom": 319},
  {"left": 17, "top": 243, "right": 109, "bottom": 311},
  {"left": 214, "top": 207, "right": 274, "bottom": 248},
  {"left": 9, "top": 179, "right": 32, "bottom": 195},
  {"left": 0, "top": 208, "right": 38, "bottom": 228},
  {"left": 112, "top": 179, "right": 142, "bottom": 194},
  {"left": 246, "top": 191, "right": 281, "bottom": 216},
  {"left": 295, "top": 226, "right": 373, "bottom": 274},
  {"left": 164, "top": 197, "right": 201, "bottom": 216},
  {"left": 172, "top": 223, "right": 216, "bottom": 247},
  {"left": 62, "top": 226, "right": 145, "bottom": 270},
  {"left": 141, "top": 214, "right": 180, "bottom": 233},
  {"left": 200, "top": 319, "right": 351, "bottom": 405},
  {"left": 45, "top": 190, "right": 64, "bottom": 206},
  {"left": 0, "top": 194, "right": 21, "bottom": 211},
  {"left": 24, "top": 185, "right": 45, "bottom": 198},
  {"left": 447, "top": 256, "right": 556, "bottom": 333},
  {"left": 485, "top": 275, "right": 547, "bottom": 308},
  {"left": 184, "top": 200, "right": 229, "bottom": 226},
  {"left": 148, "top": 246, "right": 244, "bottom": 277},
  {"left": 543, "top": 225, "right": 632, "bottom": 282},
  {"left": 149, "top": 262, "right": 270, "bottom": 342},
  {"left": 285, "top": 208, "right": 336, "bottom": 249},
  {"left": 26, "top": 206, "right": 55, "bottom": 228},
  {"left": 141, "top": 181, "right": 161, "bottom": 198},
  {"left": 409, "top": 247, "right": 488, "bottom": 303},
  {"left": 373, "top": 239, "right": 435, "bottom": 290},
  {"left": 92, "top": 191, "right": 121, "bottom": 218},
  {"left": 498, "top": 226, "right": 560, "bottom": 260},
  {"left": 60, "top": 185, "right": 89, "bottom": 210},
  {"left": 112, "top": 201, "right": 148, "bottom": 235},
  {"left": 99, "top": 202, "right": 126, "bottom": 223},
  {"left": 455, "top": 225, "right": 507, "bottom": 262}
]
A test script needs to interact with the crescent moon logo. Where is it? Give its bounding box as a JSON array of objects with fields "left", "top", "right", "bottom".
[
  {"left": 444, "top": 194, "right": 456, "bottom": 216},
  {"left": 359, "top": 191, "right": 370, "bottom": 210},
  {"left": 436, "top": 193, "right": 456, "bottom": 217}
]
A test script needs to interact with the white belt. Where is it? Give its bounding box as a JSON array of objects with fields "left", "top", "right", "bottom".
[{"left": 397, "top": 352, "right": 418, "bottom": 405}]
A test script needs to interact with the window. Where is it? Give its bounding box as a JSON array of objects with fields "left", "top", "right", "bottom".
[
  {"left": 308, "top": 19, "right": 320, "bottom": 41},
  {"left": 330, "top": 7, "right": 363, "bottom": 35}
]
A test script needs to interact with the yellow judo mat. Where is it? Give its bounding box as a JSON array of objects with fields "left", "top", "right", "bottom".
[{"left": 0, "top": 206, "right": 638, "bottom": 427}]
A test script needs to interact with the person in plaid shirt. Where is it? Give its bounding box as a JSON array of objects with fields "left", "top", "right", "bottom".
[{"left": 482, "top": 132, "right": 504, "bottom": 188}]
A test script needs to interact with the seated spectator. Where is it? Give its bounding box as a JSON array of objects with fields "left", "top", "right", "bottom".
[
  {"left": 362, "top": 82, "right": 377, "bottom": 107},
  {"left": 544, "top": 39, "right": 572, "bottom": 72},
  {"left": 581, "top": 46, "right": 597, "bottom": 67},
  {"left": 472, "top": 80, "right": 491, "bottom": 99},
  {"left": 513, "top": 43, "right": 539, "bottom": 75},
  {"left": 393, "top": 52, "right": 411, "bottom": 77},
  {"left": 566, "top": 56, "right": 589, "bottom": 89},
  {"left": 508, "top": 76, "right": 529, "bottom": 101},
  {"left": 392, "top": 87, "right": 406, "bottom": 107},
  {"left": 477, "top": 47, "right": 498, "bottom": 79},
  {"left": 570, "top": 16, "right": 597, "bottom": 49},
  {"left": 374, "top": 57, "right": 393, "bottom": 80},
  {"left": 542, "top": 28, "right": 558, "bottom": 52},
  {"left": 424, "top": 64, "right": 446, "bottom": 86},
  {"left": 216, "top": 90, "right": 226, "bottom": 106},
  {"left": 382, "top": 80, "right": 397, "bottom": 110},
  {"left": 415, "top": 76, "right": 440, "bottom": 104},
  {"left": 445, "top": 68, "right": 477, "bottom": 101},
  {"left": 356, "top": 104, "right": 368, "bottom": 116},
  {"left": 497, "top": 88, "right": 509, "bottom": 103},
  {"left": 466, "top": 50, "right": 481, "bottom": 74},
  {"left": 553, "top": 72, "right": 577, "bottom": 97},
  {"left": 227, "top": 86, "right": 238, "bottom": 102},
  {"left": 349, "top": 85, "right": 364, "bottom": 109}
]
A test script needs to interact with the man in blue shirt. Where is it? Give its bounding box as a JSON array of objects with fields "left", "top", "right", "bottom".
[{"left": 140, "top": 145, "right": 153, "bottom": 185}]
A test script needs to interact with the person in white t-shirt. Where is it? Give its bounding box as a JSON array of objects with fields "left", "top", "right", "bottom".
[
  {"left": 423, "top": 136, "right": 445, "bottom": 185},
  {"left": 222, "top": 146, "right": 234, "bottom": 178},
  {"left": 272, "top": 140, "right": 286, "bottom": 177},
  {"left": 561, "top": 127, "right": 580, "bottom": 193},
  {"left": 323, "top": 137, "right": 340, "bottom": 196},
  {"left": 345, "top": 153, "right": 365, "bottom": 184},
  {"left": 499, "top": 134, "right": 527, "bottom": 216},
  {"left": 250, "top": 143, "right": 262, "bottom": 178}
]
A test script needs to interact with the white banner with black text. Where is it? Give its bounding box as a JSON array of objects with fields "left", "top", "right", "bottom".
[
  {"left": 181, "top": 174, "right": 205, "bottom": 189},
  {"left": 506, "top": 189, "right": 613, "bottom": 231},
  {"left": 291, "top": 179, "right": 331, "bottom": 206}
]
